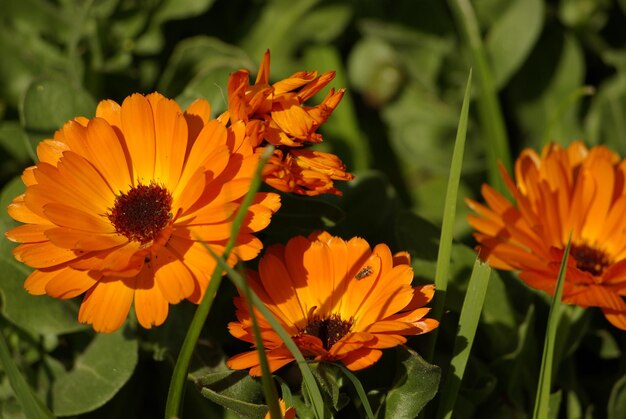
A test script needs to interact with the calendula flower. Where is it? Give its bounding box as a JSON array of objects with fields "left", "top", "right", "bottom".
[
  {"left": 5, "top": 92, "right": 280, "bottom": 333},
  {"left": 227, "top": 232, "right": 438, "bottom": 376},
  {"left": 467, "top": 141, "right": 626, "bottom": 329},
  {"left": 227, "top": 50, "right": 354, "bottom": 196},
  {"left": 228, "top": 50, "right": 344, "bottom": 148},
  {"left": 263, "top": 149, "right": 353, "bottom": 196},
  {"left": 264, "top": 400, "right": 296, "bottom": 419}
]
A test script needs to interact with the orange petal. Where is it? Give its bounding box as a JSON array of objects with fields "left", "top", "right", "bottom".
[
  {"left": 84, "top": 117, "right": 132, "bottom": 194},
  {"left": 43, "top": 203, "right": 114, "bottom": 233},
  {"left": 78, "top": 278, "right": 134, "bottom": 333},
  {"left": 13, "top": 242, "right": 82, "bottom": 268},
  {"left": 152, "top": 96, "right": 187, "bottom": 187},
  {"left": 45, "top": 268, "right": 99, "bottom": 299},
  {"left": 134, "top": 266, "right": 169, "bottom": 329},
  {"left": 24, "top": 269, "right": 53, "bottom": 295},
  {"left": 340, "top": 348, "right": 382, "bottom": 371},
  {"left": 45, "top": 227, "right": 127, "bottom": 251},
  {"left": 5, "top": 224, "right": 54, "bottom": 243},
  {"left": 120, "top": 94, "right": 156, "bottom": 182}
]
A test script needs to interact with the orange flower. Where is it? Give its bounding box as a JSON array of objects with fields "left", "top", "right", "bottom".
[
  {"left": 467, "top": 141, "right": 626, "bottom": 329},
  {"left": 226, "top": 232, "right": 438, "bottom": 376},
  {"left": 5, "top": 92, "right": 280, "bottom": 333},
  {"left": 263, "top": 149, "right": 354, "bottom": 196},
  {"left": 227, "top": 50, "right": 354, "bottom": 196},
  {"left": 228, "top": 50, "right": 345, "bottom": 148},
  {"left": 264, "top": 399, "right": 296, "bottom": 419}
]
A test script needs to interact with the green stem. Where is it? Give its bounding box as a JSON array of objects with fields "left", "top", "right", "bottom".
[
  {"left": 238, "top": 263, "right": 282, "bottom": 418},
  {"left": 447, "top": 0, "right": 512, "bottom": 193},
  {"left": 533, "top": 235, "right": 571, "bottom": 418},
  {"left": 0, "top": 320, "right": 55, "bottom": 419},
  {"left": 164, "top": 146, "right": 274, "bottom": 419}
]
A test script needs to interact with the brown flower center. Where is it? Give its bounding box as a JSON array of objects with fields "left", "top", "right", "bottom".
[
  {"left": 570, "top": 244, "right": 611, "bottom": 276},
  {"left": 108, "top": 182, "right": 173, "bottom": 244},
  {"left": 301, "top": 314, "right": 353, "bottom": 350}
]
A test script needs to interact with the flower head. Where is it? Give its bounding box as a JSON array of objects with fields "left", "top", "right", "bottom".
[
  {"left": 226, "top": 232, "right": 438, "bottom": 376},
  {"left": 262, "top": 149, "right": 353, "bottom": 196},
  {"left": 228, "top": 50, "right": 344, "bottom": 148},
  {"left": 467, "top": 141, "right": 626, "bottom": 329},
  {"left": 227, "top": 50, "right": 354, "bottom": 196},
  {"left": 5, "top": 92, "right": 280, "bottom": 333}
]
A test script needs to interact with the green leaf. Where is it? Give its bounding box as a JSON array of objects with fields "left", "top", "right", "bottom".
[
  {"left": 533, "top": 238, "right": 571, "bottom": 419},
  {"left": 437, "top": 259, "right": 491, "bottom": 419},
  {"left": 585, "top": 72, "right": 626, "bottom": 155},
  {"left": 447, "top": 0, "right": 512, "bottom": 192},
  {"left": 0, "top": 323, "right": 55, "bottom": 419},
  {"left": 20, "top": 78, "right": 95, "bottom": 148},
  {"left": 194, "top": 370, "right": 267, "bottom": 417},
  {"left": 383, "top": 347, "right": 441, "bottom": 418},
  {"left": 485, "top": 0, "right": 544, "bottom": 88},
  {"left": 608, "top": 373, "right": 626, "bottom": 419},
  {"left": 508, "top": 31, "right": 585, "bottom": 148},
  {"left": 51, "top": 328, "right": 138, "bottom": 416},
  {"left": 312, "top": 364, "right": 350, "bottom": 412},
  {"left": 158, "top": 36, "right": 253, "bottom": 106}
]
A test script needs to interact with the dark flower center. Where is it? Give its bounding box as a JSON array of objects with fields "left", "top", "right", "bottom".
[
  {"left": 108, "top": 182, "right": 173, "bottom": 244},
  {"left": 570, "top": 244, "right": 611, "bottom": 276},
  {"left": 301, "top": 314, "right": 353, "bottom": 350}
]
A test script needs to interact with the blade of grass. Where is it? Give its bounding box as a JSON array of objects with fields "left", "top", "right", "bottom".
[
  {"left": 335, "top": 364, "right": 375, "bottom": 419},
  {"left": 235, "top": 262, "right": 282, "bottom": 419},
  {"left": 447, "top": 0, "right": 512, "bottom": 193},
  {"left": 205, "top": 246, "right": 328, "bottom": 419},
  {"left": 0, "top": 321, "right": 55, "bottom": 419},
  {"left": 436, "top": 259, "right": 492, "bottom": 419},
  {"left": 424, "top": 69, "right": 472, "bottom": 362},
  {"left": 165, "top": 146, "right": 276, "bottom": 419},
  {"left": 533, "top": 235, "right": 571, "bottom": 419}
]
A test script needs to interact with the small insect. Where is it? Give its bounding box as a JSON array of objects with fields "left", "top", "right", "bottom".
[{"left": 354, "top": 265, "right": 373, "bottom": 280}]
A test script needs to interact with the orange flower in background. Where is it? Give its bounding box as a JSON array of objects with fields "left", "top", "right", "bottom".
[
  {"left": 227, "top": 50, "right": 354, "bottom": 196},
  {"left": 227, "top": 232, "right": 438, "bottom": 376},
  {"left": 467, "top": 141, "right": 626, "bottom": 330},
  {"left": 263, "top": 149, "right": 353, "bottom": 196},
  {"left": 264, "top": 400, "right": 296, "bottom": 419},
  {"left": 5, "top": 92, "right": 280, "bottom": 333},
  {"left": 228, "top": 50, "right": 345, "bottom": 147}
]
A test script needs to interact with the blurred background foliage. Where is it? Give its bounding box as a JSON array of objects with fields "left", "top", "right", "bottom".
[{"left": 1, "top": 0, "right": 626, "bottom": 417}]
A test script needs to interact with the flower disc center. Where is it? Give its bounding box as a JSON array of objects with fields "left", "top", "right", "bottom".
[
  {"left": 302, "top": 314, "right": 353, "bottom": 350},
  {"left": 108, "top": 182, "right": 173, "bottom": 244},
  {"left": 570, "top": 244, "right": 611, "bottom": 276}
]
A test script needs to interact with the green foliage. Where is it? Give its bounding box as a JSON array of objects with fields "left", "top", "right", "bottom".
[
  {"left": 51, "top": 329, "right": 138, "bottom": 416},
  {"left": 382, "top": 348, "right": 441, "bottom": 418},
  {"left": 1, "top": 0, "right": 626, "bottom": 417}
]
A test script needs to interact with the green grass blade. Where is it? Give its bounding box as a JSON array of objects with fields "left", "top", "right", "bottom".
[
  {"left": 236, "top": 263, "right": 282, "bottom": 418},
  {"left": 335, "top": 364, "right": 375, "bottom": 419},
  {"left": 533, "top": 235, "right": 572, "bottom": 419},
  {"left": 206, "top": 247, "right": 327, "bottom": 419},
  {"left": 436, "top": 259, "right": 492, "bottom": 419},
  {"left": 165, "top": 146, "right": 275, "bottom": 419},
  {"left": 424, "top": 69, "right": 472, "bottom": 361},
  {"left": 0, "top": 322, "right": 56, "bottom": 419},
  {"left": 447, "top": 0, "right": 512, "bottom": 193}
]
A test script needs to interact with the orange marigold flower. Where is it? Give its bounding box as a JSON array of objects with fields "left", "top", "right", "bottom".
[
  {"left": 263, "top": 149, "right": 354, "bottom": 196},
  {"left": 467, "top": 141, "right": 626, "bottom": 330},
  {"left": 226, "top": 232, "right": 438, "bottom": 376},
  {"left": 264, "top": 400, "right": 296, "bottom": 419},
  {"left": 227, "top": 50, "right": 354, "bottom": 196},
  {"left": 5, "top": 92, "right": 281, "bottom": 333},
  {"left": 228, "top": 50, "right": 345, "bottom": 148}
]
